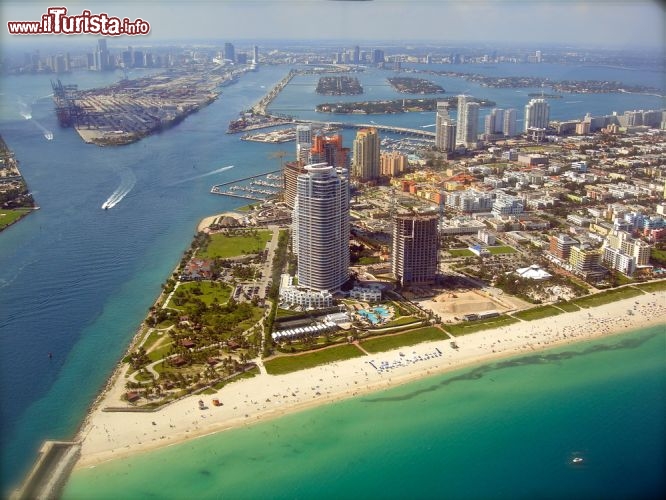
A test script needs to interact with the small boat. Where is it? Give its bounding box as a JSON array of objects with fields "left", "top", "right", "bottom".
[{"left": 572, "top": 457, "right": 584, "bottom": 464}]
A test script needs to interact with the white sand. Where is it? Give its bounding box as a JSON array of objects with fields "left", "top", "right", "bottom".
[{"left": 75, "top": 290, "right": 666, "bottom": 469}]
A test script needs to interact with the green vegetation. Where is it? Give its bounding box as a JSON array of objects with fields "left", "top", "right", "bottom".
[
  {"left": 265, "top": 345, "right": 364, "bottom": 375},
  {"left": 572, "top": 287, "right": 643, "bottom": 308},
  {"left": 512, "top": 305, "right": 563, "bottom": 321},
  {"left": 198, "top": 229, "right": 271, "bottom": 259},
  {"left": 443, "top": 315, "right": 520, "bottom": 336},
  {"left": 636, "top": 280, "right": 666, "bottom": 293},
  {"left": 555, "top": 301, "right": 580, "bottom": 312},
  {"left": 167, "top": 281, "right": 231, "bottom": 310},
  {"left": 201, "top": 367, "right": 260, "bottom": 394},
  {"left": 487, "top": 245, "right": 517, "bottom": 255},
  {"left": 378, "top": 316, "right": 421, "bottom": 328},
  {"left": 0, "top": 208, "right": 32, "bottom": 230},
  {"left": 360, "top": 327, "right": 448, "bottom": 353},
  {"left": 448, "top": 248, "right": 474, "bottom": 257}
]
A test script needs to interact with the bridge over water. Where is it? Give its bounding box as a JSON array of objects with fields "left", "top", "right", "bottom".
[{"left": 294, "top": 119, "right": 436, "bottom": 139}]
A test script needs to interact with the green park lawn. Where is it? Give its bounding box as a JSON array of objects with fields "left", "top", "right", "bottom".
[
  {"left": 265, "top": 344, "right": 364, "bottom": 375},
  {"left": 0, "top": 208, "right": 31, "bottom": 230},
  {"left": 572, "top": 287, "right": 643, "bottom": 308},
  {"left": 512, "top": 305, "right": 563, "bottom": 321},
  {"left": 448, "top": 248, "right": 474, "bottom": 257},
  {"left": 554, "top": 301, "right": 580, "bottom": 312},
  {"left": 198, "top": 230, "right": 272, "bottom": 259},
  {"left": 636, "top": 280, "right": 666, "bottom": 293},
  {"left": 487, "top": 245, "right": 517, "bottom": 255},
  {"left": 443, "top": 315, "right": 520, "bottom": 336},
  {"left": 167, "top": 281, "right": 232, "bottom": 310},
  {"left": 360, "top": 326, "right": 449, "bottom": 353}
]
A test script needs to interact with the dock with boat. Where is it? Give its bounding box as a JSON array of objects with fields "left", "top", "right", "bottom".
[{"left": 210, "top": 169, "right": 283, "bottom": 202}]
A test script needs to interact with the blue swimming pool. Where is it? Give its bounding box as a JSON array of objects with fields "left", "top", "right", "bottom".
[{"left": 358, "top": 306, "right": 391, "bottom": 325}]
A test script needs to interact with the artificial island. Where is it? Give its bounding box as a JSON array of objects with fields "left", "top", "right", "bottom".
[{"left": 12, "top": 41, "right": 666, "bottom": 499}]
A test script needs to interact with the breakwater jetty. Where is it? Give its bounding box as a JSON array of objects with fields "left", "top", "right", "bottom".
[{"left": 11, "top": 441, "right": 80, "bottom": 500}]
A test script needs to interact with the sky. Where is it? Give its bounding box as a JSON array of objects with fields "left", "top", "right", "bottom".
[{"left": 2, "top": 0, "right": 665, "bottom": 49}]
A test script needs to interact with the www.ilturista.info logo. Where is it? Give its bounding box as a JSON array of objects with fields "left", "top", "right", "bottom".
[{"left": 7, "top": 7, "right": 150, "bottom": 36}]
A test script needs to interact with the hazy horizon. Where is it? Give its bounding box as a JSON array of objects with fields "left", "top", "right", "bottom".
[{"left": 2, "top": 0, "right": 664, "bottom": 50}]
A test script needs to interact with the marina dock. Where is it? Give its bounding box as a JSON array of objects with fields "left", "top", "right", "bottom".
[{"left": 210, "top": 169, "right": 283, "bottom": 202}]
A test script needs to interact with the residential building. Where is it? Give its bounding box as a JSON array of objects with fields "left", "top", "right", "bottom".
[
  {"left": 294, "top": 164, "right": 350, "bottom": 291},
  {"left": 295, "top": 124, "right": 312, "bottom": 165},
  {"left": 503, "top": 109, "right": 518, "bottom": 137},
  {"left": 309, "top": 134, "right": 348, "bottom": 169},
  {"left": 524, "top": 98, "right": 550, "bottom": 140},
  {"left": 352, "top": 128, "right": 380, "bottom": 181},
  {"left": 549, "top": 233, "right": 578, "bottom": 260},
  {"left": 456, "top": 95, "right": 479, "bottom": 148},
  {"left": 392, "top": 212, "right": 439, "bottom": 286},
  {"left": 569, "top": 245, "right": 605, "bottom": 281},
  {"left": 492, "top": 192, "right": 524, "bottom": 217},
  {"left": 435, "top": 101, "right": 457, "bottom": 152},
  {"left": 445, "top": 190, "right": 493, "bottom": 214},
  {"left": 380, "top": 151, "right": 407, "bottom": 177},
  {"left": 484, "top": 108, "right": 505, "bottom": 137}
]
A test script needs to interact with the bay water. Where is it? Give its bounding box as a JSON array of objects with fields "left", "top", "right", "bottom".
[{"left": 0, "top": 60, "right": 664, "bottom": 494}]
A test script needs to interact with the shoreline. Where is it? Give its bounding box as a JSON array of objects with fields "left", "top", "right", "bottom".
[{"left": 73, "top": 290, "right": 666, "bottom": 470}]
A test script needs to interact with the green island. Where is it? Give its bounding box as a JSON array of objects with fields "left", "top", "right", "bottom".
[
  {"left": 387, "top": 77, "right": 445, "bottom": 94},
  {"left": 0, "top": 135, "right": 36, "bottom": 231},
  {"left": 315, "top": 76, "right": 363, "bottom": 95},
  {"left": 316, "top": 96, "right": 495, "bottom": 114}
]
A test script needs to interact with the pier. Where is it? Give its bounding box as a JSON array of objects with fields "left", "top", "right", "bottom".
[
  {"left": 210, "top": 169, "right": 283, "bottom": 201},
  {"left": 11, "top": 441, "right": 80, "bottom": 500}
]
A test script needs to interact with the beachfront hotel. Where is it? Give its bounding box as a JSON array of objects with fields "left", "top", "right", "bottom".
[
  {"left": 391, "top": 212, "right": 439, "bottom": 286},
  {"left": 293, "top": 163, "right": 350, "bottom": 292}
]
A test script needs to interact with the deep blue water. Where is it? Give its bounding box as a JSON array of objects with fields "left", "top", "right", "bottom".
[{"left": 0, "top": 61, "right": 664, "bottom": 494}]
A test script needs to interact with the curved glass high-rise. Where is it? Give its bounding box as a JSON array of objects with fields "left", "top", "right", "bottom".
[{"left": 294, "top": 163, "right": 350, "bottom": 292}]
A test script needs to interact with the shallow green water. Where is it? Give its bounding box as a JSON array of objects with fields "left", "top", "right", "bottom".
[{"left": 64, "top": 325, "right": 665, "bottom": 499}]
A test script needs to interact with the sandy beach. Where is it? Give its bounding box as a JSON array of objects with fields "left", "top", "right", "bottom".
[{"left": 75, "top": 290, "right": 666, "bottom": 469}]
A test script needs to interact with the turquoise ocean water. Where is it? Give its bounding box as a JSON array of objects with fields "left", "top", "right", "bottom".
[{"left": 63, "top": 326, "right": 665, "bottom": 500}]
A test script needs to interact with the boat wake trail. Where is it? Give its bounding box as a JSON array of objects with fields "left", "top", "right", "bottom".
[
  {"left": 169, "top": 165, "right": 234, "bottom": 186},
  {"left": 101, "top": 168, "right": 137, "bottom": 210},
  {"left": 31, "top": 119, "right": 54, "bottom": 140},
  {"left": 18, "top": 98, "right": 32, "bottom": 120}
]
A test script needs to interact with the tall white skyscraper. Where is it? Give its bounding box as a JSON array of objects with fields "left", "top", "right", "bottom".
[
  {"left": 456, "top": 95, "right": 479, "bottom": 148},
  {"left": 524, "top": 98, "right": 550, "bottom": 131},
  {"left": 503, "top": 108, "right": 517, "bottom": 137},
  {"left": 484, "top": 108, "right": 505, "bottom": 136},
  {"left": 455, "top": 95, "right": 468, "bottom": 145},
  {"left": 294, "top": 164, "right": 350, "bottom": 292},
  {"left": 435, "top": 102, "right": 457, "bottom": 152}
]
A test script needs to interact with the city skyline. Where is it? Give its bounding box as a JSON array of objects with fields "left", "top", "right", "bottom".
[{"left": 2, "top": 1, "right": 664, "bottom": 49}]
